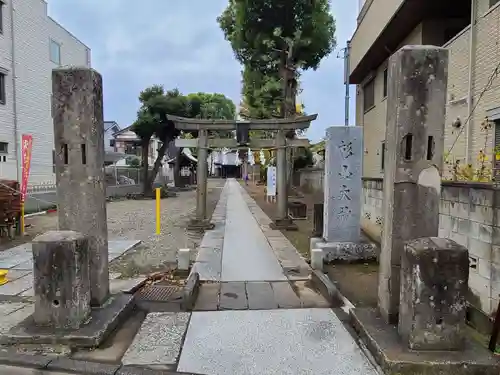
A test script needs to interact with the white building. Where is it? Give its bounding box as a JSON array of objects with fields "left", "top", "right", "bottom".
[{"left": 0, "top": 0, "right": 91, "bottom": 185}]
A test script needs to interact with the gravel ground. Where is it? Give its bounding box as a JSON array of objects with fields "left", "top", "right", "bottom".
[{"left": 16, "top": 179, "right": 226, "bottom": 277}]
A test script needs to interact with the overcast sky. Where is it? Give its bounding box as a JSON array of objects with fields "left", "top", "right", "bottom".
[{"left": 48, "top": 0, "right": 358, "bottom": 142}]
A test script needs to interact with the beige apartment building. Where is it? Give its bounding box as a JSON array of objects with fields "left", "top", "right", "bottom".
[{"left": 350, "top": 0, "right": 500, "bottom": 179}]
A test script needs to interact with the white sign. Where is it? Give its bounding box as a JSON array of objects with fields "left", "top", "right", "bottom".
[{"left": 267, "top": 166, "right": 276, "bottom": 196}]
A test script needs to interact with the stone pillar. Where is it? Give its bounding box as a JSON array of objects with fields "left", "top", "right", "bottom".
[
  {"left": 52, "top": 67, "right": 109, "bottom": 306},
  {"left": 399, "top": 237, "right": 468, "bottom": 350},
  {"left": 311, "top": 203, "right": 324, "bottom": 237},
  {"left": 196, "top": 129, "right": 208, "bottom": 222},
  {"left": 271, "top": 129, "right": 296, "bottom": 229},
  {"left": 378, "top": 46, "right": 448, "bottom": 323},
  {"left": 276, "top": 129, "right": 287, "bottom": 221},
  {"left": 32, "top": 231, "right": 91, "bottom": 329},
  {"left": 323, "top": 126, "right": 362, "bottom": 243},
  {"left": 189, "top": 130, "right": 212, "bottom": 229}
]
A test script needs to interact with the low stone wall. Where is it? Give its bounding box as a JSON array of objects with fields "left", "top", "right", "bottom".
[{"left": 296, "top": 167, "right": 500, "bottom": 322}]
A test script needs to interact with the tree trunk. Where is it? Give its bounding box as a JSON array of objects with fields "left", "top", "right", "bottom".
[
  {"left": 141, "top": 142, "right": 150, "bottom": 195},
  {"left": 174, "top": 148, "right": 182, "bottom": 187},
  {"left": 146, "top": 141, "right": 169, "bottom": 191}
]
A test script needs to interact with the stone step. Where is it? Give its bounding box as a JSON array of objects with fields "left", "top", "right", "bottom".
[{"left": 193, "top": 280, "right": 332, "bottom": 311}]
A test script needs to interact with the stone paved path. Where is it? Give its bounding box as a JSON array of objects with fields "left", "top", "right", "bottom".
[
  {"left": 123, "top": 179, "right": 379, "bottom": 375},
  {"left": 222, "top": 179, "right": 286, "bottom": 282}
]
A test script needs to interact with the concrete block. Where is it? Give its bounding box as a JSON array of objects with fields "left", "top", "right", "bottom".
[
  {"left": 32, "top": 231, "right": 91, "bottom": 329},
  {"left": 310, "top": 249, "right": 324, "bottom": 271},
  {"left": 399, "top": 237, "right": 468, "bottom": 350},
  {"left": 177, "top": 248, "right": 190, "bottom": 271}
]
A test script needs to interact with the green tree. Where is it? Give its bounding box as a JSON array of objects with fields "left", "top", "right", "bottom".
[
  {"left": 218, "top": 0, "right": 336, "bottom": 118},
  {"left": 132, "top": 87, "right": 237, "bottom": 192},
  {"left": 132, "top": 86, "right": 187, "bottom": 194}
]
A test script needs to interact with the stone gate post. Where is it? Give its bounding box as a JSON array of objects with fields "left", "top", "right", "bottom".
[
  {"left": 378, "top": 46, "right": 448, "bottom": 323},
  {"left": 52, "top": 67, "right": 109, "bottom": 306}
]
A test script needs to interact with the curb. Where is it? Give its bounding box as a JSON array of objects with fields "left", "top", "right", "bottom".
[
  {"left": 310, "top": 269, "right": 354, "bottom": 312},
  {"left": 181, "top": 272, "right": 201, "bottom": 311},
  {"left": 0, "top": 352, "right": 203, "bottom": 374}
]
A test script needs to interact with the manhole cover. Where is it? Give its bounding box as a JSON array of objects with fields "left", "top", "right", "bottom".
[{"left": 137, "top": 285, "right": 183, "bottom": 302}]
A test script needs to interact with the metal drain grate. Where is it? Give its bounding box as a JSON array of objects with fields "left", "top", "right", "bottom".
[{"left": 136, "top": 285, "right": 183, "bottom": 302}]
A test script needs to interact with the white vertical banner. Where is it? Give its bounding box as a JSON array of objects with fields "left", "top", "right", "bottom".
[{"left": 266, "top": 166, "right": 276, "bottom": 196}]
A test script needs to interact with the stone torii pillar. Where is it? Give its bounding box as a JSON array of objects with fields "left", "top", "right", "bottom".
[
  {"left": 170, "top": 115, "right": 316, "bottom": 230},
  {"left": 378, "top": 45, "right": 448, "bottom": 324}
]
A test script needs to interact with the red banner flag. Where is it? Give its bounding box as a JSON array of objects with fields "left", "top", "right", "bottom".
[{"left": 20, "top": 134, "right": 33, "bottom": 202}]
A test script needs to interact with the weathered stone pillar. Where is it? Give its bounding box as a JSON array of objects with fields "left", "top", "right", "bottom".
[
  {"left": 399, "top": 237, "right": 468, "bottom": 350},
  {"left": 32, "top": 231, "right": 91, "bottom": 329},
  {"left": 311, "top": 203, "right": 324, "bottom": 237},
  {"left": 52, "top": 67, "right": 109, "bottom": 306},
  {"left": 271, "top": 129, "right": 296, "bottom": 230},
  {"left": 196, "top": 129, "right": 208, "bottom": 221},
  {"left": 276, "top": 129, "right": 287, "bottom": 221},
  {"left": 378, "top": 46, "right": 448, "bottom": 323}
]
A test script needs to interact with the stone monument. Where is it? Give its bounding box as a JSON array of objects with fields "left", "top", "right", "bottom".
[
  {"left": 310, "top": 126, "right": 375, "bottom": 262},
  {"left": 32, "top": 231, "right": 91, "bottom": 329},
  {"left": 350, "top": 46, "right": 500, "bottom": 374},
  {"left": 0, "top": 68, "right": 134, "bottom": 348},
  {"left": 399, "top": 237, "right": 468, "bottom": 351},
  {"left": 52, "top": 67, "right": 109, "bottom": 306},
  {"left": 377, "top": 45, "right": 447, "bottom": 324}
]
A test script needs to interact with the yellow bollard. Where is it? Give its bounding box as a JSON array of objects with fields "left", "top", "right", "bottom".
[
  {"left": 155, "top": 188, "right": 161, "bottom": 235},
  {"left": 0, "top": 270, "right": 7, "bottom": 285},
  {"left": 20, "top": 202, "right": 25, "bottom": 236}
]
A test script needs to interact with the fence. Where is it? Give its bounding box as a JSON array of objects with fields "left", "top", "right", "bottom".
[
  {"left": 294, "top": 166, "right": 500, "bottom": 332},
  {"left": 22, "top": 167, "right": 171, "bottom": 214}
]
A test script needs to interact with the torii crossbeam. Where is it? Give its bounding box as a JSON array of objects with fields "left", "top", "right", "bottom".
[{"left": 169, "top": 114, "right": 317, "bottom": 230}]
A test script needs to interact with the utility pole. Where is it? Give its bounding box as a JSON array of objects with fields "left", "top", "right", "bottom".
[{"left": 339, "top": 41, "right": 351, "bottom": 126}]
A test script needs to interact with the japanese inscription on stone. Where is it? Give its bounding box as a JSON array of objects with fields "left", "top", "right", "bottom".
[{"left": 323, "top": 126, "right": 363, "bottom": 243}]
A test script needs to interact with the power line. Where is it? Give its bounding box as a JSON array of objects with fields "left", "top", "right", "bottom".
[{"left": 446, "top": 60, "right": 500, "bottom": 155}]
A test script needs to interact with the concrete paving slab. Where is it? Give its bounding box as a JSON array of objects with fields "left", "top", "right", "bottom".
[
  {"left": 0, "top": 274, "right": 32, "bottom": 296},
  {"left": 219, "top": 282, "right": 247, "bottom": 310},
  {"left": 246, "top": 282, "right": 278, "bottom": 310},
  {"left": 221, "top": 180, "right": 286, "bottom": 282},
  {"left": 194, "top": 284, "right": 220, "bottom": 311},
  {"left": 122, "top": 312, "right": 190, "bottom": 366},
  {"left": 0, "top": 304, "right": 34, "bottom": 334},
  {"left": 270, "top": 282, "right": 302, "bottom": 309},
  {"left": 178, "top": 309, "right": 378, "bottom": 375}
]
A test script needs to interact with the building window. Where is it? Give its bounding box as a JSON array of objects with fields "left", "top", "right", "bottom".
[
  {"left": 363, "top": 79, "right": 375, "bottom": 112},
  {"left": 85, "top": 48, "right": 91, "bottom": 66},
  {"left": 383, "top": 69, "right": 388, "bottom": 98},
  {"left": 0, "top": 141, "right": 7, "bottom": 154},
  {"left": 52, "top": 150, "right": 56, "bottom": 173},
  {"left": 109, "top": 139, "right": 116, "bottom": 147},
  {"left": 50, "top": 39, "right": 61, "bottom": 65},
  {"left": 491, "top": 0, "right": 500, "bottom": 8},
  {"left": 381, "top": 141, "right": 385, "bottom": 171},
  {"left": 0, "top": 1, "right": 4, "bottom": 34},
  {"left": 0, "top": 71, "right": 5, "bottom": 105}
]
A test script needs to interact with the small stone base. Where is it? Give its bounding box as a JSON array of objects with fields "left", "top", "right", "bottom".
[
  {"left": 187, "top": 219, "right": 215, "bottom": 231},
  {"left": 315, "top": 240, "right": 376, "bottom": 263},
  {"left": 270, "top": 218, "right": 298, "bottom": 231},
  {"left": 350, "top": 307, "right": 500, "bottom": 375},
  {"left": 0, "top": 293, "right": 134, "bottom": 348}
]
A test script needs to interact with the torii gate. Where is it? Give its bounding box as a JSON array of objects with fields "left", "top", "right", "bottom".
[{"left": 170, "top": 114, "right": 317, "bottom": 230}]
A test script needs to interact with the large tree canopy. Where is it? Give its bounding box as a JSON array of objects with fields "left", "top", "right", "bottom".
[
  {"left": 132, "top": 86, "right": 236, "bottom": 192},
  {"left": 217, "top": 0, "right": 336, "bottom": 73},
  {"left": 218, "top": 0, "right": 336, "bottom": 121}
]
